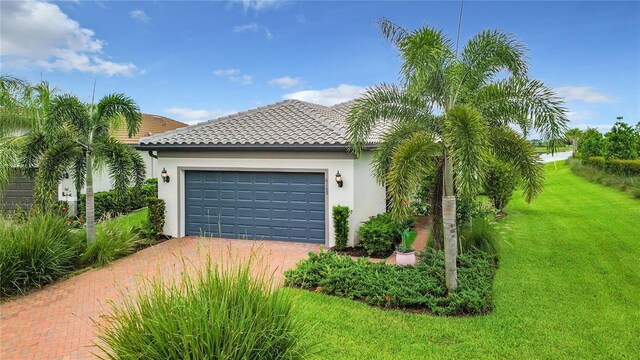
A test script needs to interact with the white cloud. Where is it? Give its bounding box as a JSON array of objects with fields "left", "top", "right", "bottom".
[
  {"left": 233, "top": 23, "right": 259, "bottom": 33},
  {"left": 129, "top": 9, "right": 149, "bottom": 23},
  {"left": 234, "top": 0, "right": 285, "bottom": 12},
  {"left": 212, "top": 69, "right": 253, "bottom": 85},
  {"left": 164, "top": 107, "right": 237, "bottom": 124},
  {"left": 0, "top": 0, "right": 136, "bottom": 76},
  {"left": 269, "top": 76, "right": 304, "bottom": 89},
  {"left": 265, "top": 28, "right": 273, "bottom": 40},
  {"left": 283, "top": 84, "right": 366, "bottom": 106},
  {"left": 554, "top": 86, "right": 616, "bottom": 104}
]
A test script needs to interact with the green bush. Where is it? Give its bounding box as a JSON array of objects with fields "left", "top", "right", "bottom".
[
  {"left": 604, "top": 121, "right": 639, "bottom": 160},
  {"left": 0, "top": 214, "right": 83, "bottom": 296},
  {"left": 586, "top": 156, "right": 606, "bottom": 169},
  {"left": 358, "top": 213, "right": 415, "bottom": 256},
  {"left": 607, "top": 159, "right": 640, "bottom": 176},
  {"left": 285, "top": 249, "right": 496, "bottom": 316},
  {"left": 78, "top": 178, "right": 157, "bottom": 220},
  {"left": 145, "top": 197, "right": 166, "bottom": 239},
  {"left": 483, "top": 160, "right": 517, "bottom": 211},
  {"left": 332, "top": 205, "right": 350, "bottom": 250},
  {"left": 96, "top": 256, "right": 319, "bottom": 359},
  {"left": 80, "top": 216, "right": 146, "bottom": 266},
  {"left": 578, "top": 128, "right": 605, "bottom": 160},
  {"left": 460, "top": 216, "right": 500, "bottom": 258}
]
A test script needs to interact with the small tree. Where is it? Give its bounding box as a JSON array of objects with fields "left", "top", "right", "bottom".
[
  {"left": 565, "top": 128, "right": 582, "bottom": 156},
  {"left": 605, "top": 121, "right": 638, "bottom": 160},
  {"left": 578, "top": 128, "right": 605, "bottom": 160},
  {"left": 332, "top": 205, "right": 350, "bottom": 250},
  {"left": 484, "top": 159, "right": 517, "bottom": 211}
]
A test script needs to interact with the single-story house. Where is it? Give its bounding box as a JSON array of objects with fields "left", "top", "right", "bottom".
[
  {"left": 58, "top": 114, "right": 187, "bottom": 204},
  {"left": 137, "top": 100, "right": 386, "bottom": 247}
]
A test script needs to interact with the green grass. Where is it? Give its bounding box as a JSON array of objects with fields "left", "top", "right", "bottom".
[
  {"left": 99, "top": 208, "right": 148, "bottom": 230},
  {"left": 292, "top": 162, "right": 640, "bottom": 358}
]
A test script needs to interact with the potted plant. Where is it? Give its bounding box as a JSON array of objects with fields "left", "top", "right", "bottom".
[{"left": 396, "top": 228, "right": 417, "bottom": 265}]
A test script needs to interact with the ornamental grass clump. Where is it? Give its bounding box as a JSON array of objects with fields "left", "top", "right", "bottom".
[
  {"left": 80, "top": 215, "right": 148, "bottom": 267},
  {"left": 94, "top": 254, "right": 319, "bottom": 360},
  {"left": 0, "top": 214, "right": 82, "bottom": 297}
]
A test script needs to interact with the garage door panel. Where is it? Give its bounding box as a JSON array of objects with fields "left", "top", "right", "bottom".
[{"left": 185, "top": 171, "right": 325, "bottom": 243}]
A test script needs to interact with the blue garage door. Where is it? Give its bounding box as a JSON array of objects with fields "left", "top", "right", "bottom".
[{"left": 185, "top": 171, "right": 326, "bottom": 243}]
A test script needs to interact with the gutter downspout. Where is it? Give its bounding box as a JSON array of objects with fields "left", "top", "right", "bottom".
[{"left": 148, "top": 151, "right": 158, "bottom": 178}]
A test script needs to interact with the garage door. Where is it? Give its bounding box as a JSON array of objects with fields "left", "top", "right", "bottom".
[
  {"left": 0, "top": 174, "right": 34, "bottom": 212},
  {"left": 185, "top": 171, "right": 326, "bottom": 243}
]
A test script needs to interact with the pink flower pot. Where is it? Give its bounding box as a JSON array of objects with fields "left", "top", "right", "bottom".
[{"left": 395, "top": 251, "right": 416, "bottom": 266}]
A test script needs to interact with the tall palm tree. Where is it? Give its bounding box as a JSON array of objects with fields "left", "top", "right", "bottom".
[
  {"left": 41, "top": 93, "right": 145, "bottom": 242},
  {"left": 347, "top": 19, "right": 568, "bottom": 291},
  {"left": 565, "top": 128, "right": 582, "bottom": 155}
]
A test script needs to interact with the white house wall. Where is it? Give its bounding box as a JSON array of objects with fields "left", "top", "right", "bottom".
[
  {"left": 156, "top": 150, "right": 386, "bottom": 247},
  {"left": 58, "top": 150, "right": 158, "bottom": 203}
]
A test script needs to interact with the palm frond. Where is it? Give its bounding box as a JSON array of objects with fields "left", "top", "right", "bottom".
[
  {"left": 443, "top": 105, "right": 490, "bottom": 198},
  {"left": 346, "top": 83, "right": 433, "bottom": 156},
  {"left": 457, "top": 29, "right": 528, "bottom": 98},
  {"left": 128, "top": 147, "right": 146, "bottom": 187},
  {"left": 18, "top": 131, "right": 47, "bottom": 178},
  {"left": 473, "top": 77, "right": 569, "bottom": 149},
  {"left": 386, "top": 132, "right": 441, "bottom": 220},
  {"left": 376, "top": 17, "right": 409, "bottom": 46},
  {"left": 489, "top": 127, "right": 545, "bottom": 202},
  {"left": 0, "top": 136, "right": 25, "bottom": 191},
  {"left": 371, "top": 119, "right": 437, "bottom": 184},
  {"left": 93, "top": 137, "right": 135, "bottom": 195},
  {"left": 34, "top": 139, "right": 82, "bottom": 208},
  {"left": 49, "top": 94, "right": 90, "bottom": 141},
  {"left": 94, "top": 93, "right": 141, "bottom": 139}
]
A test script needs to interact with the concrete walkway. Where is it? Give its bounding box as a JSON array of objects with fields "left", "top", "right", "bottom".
[{"left": 0, "top": 237, "right": 322, "bottom": 360}]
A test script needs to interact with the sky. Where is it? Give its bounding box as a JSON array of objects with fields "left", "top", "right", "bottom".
[{"left": 1, "top": 0, "right": 639, "bottom": 132}]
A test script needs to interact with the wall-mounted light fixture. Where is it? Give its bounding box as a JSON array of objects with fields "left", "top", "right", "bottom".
[
  {"left": 335, "top": 171, "right": 343, "bottom": 188},
  {"left": 161, "top": 168, "right": 171, "bottom": 183},
  {"left": 62, "top": 171, "right": 69, "bottom": 179}
]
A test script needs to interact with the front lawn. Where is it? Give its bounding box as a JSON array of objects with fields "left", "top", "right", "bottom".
[{"left": 292, "top": 162, "right": 640, "bottom": 358}]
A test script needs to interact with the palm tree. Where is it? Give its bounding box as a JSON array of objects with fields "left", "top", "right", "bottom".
[
  {"left": 0, "top": 76, "right": 59, "bottom": 208},
  {"left": 41, "top": 92, "right": 145, "bottom": 242},
  {"left": 347, "top": 19, "right": 568, "bottom": 291},
  {"left": 565, "top": 128, "right": 582, "bottom": 155}
]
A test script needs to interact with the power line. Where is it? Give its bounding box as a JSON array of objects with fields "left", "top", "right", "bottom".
[{"left": 455, "top": 0, "right": 465, "bottom": 55}]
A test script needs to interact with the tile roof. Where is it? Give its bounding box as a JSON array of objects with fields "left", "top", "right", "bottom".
[
  {"left": 114, "top": 114, "right": 187, "bottom": 145},
  {"left": 139, "top": 99, "right": 376, "bottom": 148}
]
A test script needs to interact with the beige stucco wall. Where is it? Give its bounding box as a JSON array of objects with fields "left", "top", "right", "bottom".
[{"left": 155, "top": 150, "right": 386, "bottom": 247}]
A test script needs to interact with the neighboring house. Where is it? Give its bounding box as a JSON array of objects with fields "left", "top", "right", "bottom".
[
  {"left": 0, "top": 173, "right": 34, "bottom": 212},
  {"left": 138, "top": 100, "right": 386, "bottom": 247},
  {"left": 58, "top": 114, "right": 187, "bottom": 204}
]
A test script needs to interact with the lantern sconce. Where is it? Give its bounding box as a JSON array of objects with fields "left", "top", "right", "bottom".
[
  {"left": 335, "top": 171, "right": 343, "bottom": 188},
  {"left": 161, "top": 168, "right": 170, "bottom": 183}
]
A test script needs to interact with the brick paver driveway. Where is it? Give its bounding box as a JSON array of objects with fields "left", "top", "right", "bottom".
[{"left": 0, "top": 237, "right": 321, "bottom": 360}]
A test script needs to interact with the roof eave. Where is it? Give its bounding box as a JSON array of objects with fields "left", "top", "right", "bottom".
[{"left": 135, "top": 143, "right": 377, "bottom": 152}]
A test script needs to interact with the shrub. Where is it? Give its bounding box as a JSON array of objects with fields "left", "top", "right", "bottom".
[
  {"left": 285, "top": 249, "right": 496, "bottom": 316},
  {"left": 578, "top": 128, "right": 605, "bottom": 160},
  {"left": 586, "top": 156, "right": 606, "bottom": 170},
  {"left": 397, "top": 228, "right": 417, "bottom": 253},
  {"left": 77, "top": 178, "right": 157, "bottom": 220},
  {"left": 607, "top": 159, "right": 640, "bottom": 176},
  {"left": 80, "top": 216, "right": 145, "bottom": 266},
  {"left": 604, "top": 121, "right": 639, "bottom": 160},
  {"left": 332, "top": 205, "right": 350, "bottom": 250},
  {"left": 145, "top": 197, "right": 166, "bottom": 239},
  {"left": 0, "top": 214, "right": 82, "bottom": 296},
  {"left": 96, "top": 255, "right": 319, "bottom": 359},
  {"left": 460, "top": 216, "right": 500, "bottom": 258},
  {"left": 483, "top": 159, "right": 517, "bottom": 211},
  {"left": 358, "top": 213, "right": 414, "bottom": 256}
]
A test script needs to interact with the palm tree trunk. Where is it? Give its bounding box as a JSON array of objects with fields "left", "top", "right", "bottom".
[
  {"left": 85, "top": 154, "right": 95, "bottom": 243},
  {"left": 443, "top": 153, "right": 458, "bottom": 292},
  {"left": 572, "top": 139, "right": 577, "bottom": 155},
  {"left": 430, "top": 161, "right": 444, "bottom": 250}
]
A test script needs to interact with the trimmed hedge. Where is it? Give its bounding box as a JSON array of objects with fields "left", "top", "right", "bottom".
[
  {"left": 284, "top": 249, "right": 496, "bottom": 316},
  {"left": 78, "top": 178, "right": 157, "bottom": 220},
  {"left": 607, "top": 159, "right": 640, "bottom": 176},
  {"left": 332, "top": 205, "right": 350, "bottom": 250},
  {"left": 586, "top": 156, "right": 606, "bottom": 170}
]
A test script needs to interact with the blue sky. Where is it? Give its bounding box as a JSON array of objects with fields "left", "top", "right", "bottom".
[{"left": 1, "top": 1, "right": 638, "bottom": 131}]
